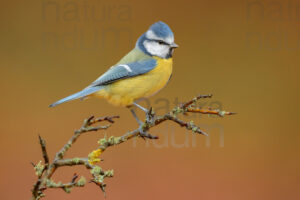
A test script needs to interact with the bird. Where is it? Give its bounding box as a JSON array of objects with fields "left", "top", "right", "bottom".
[{"left": 50, "top": 21, "right": 178, "bottom": 127}]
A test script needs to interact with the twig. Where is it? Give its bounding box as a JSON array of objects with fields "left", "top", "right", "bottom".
[
  {"left": 55, "top": 115, "right": 119, "bottom": 160},
  {"left": 71, "top": 173, "right": 79, "bottom": 183},
  {"left": 181, "top": 94, "right": 213, "bottom": 108},
  {"left": 186, "top": 108, "right": 236, "bottom": 116},
  {"left": 38, "top": 135, "right": 49, "bottom": 170}
]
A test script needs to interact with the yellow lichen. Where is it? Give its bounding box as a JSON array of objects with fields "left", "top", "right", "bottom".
[{"left": 88, "top": 149, "right": 102, "bottom": 165}]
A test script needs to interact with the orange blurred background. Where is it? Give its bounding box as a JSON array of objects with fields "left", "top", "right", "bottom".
[{"left": 0, "top": 0, "right": 299, "bottom": 199}]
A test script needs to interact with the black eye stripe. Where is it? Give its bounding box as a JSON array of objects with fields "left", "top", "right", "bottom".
[
  {"left": 146, "top": 38, "right": 169, "bottom": 45},
  {"left": 157, "top": 40, "right": 168, "bottom": 45}
]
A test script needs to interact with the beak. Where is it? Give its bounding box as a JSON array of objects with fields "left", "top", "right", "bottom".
[{"left": 170, "top": 43, "right": 179, "bottom": 48}]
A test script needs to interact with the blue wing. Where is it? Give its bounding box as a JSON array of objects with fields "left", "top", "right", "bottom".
[
  {"left": 90, "top": 58, "right": 157, "bottom": 86},
  {"left": 49, "top": 58, "right": 157, "bottom": 107}
]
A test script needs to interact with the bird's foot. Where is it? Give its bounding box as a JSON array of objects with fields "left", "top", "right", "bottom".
[{"left": 130, "top": 105, "right": 157, "bottom": 139}]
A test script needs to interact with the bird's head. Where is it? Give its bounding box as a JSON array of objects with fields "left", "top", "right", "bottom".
[{"left": 136, "top": 21, "right": 178, "bottom": 59}]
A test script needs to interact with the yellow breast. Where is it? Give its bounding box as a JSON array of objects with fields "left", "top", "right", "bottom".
[{"left": 94, "top": 57, "right": 173, "bottom": 106}]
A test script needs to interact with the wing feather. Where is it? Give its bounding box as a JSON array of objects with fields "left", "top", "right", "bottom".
[{"left": 90, "top": 59, "right": 157, "bottom": 87}]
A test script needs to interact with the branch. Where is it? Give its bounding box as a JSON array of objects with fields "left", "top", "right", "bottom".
[
  {"left": 96, "top": 94, "right": 235, "bottom": 150},
  {"left": 31, "top": 94, "right": 235, "bottom": 200},
  {"left": 55, "top": 115, "right": 119, "bottom": 160}
]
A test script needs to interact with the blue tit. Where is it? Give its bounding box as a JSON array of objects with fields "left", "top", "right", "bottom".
[{"left": 50, "top": 21, "right": 178, "bottom": 118}]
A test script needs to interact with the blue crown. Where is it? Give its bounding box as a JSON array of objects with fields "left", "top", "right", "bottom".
[{"left": 148, "top": 21, "right": 174, "bottom": 39}]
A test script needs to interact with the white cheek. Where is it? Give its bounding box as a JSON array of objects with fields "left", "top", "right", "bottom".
[{"left": 143, "top": 41, "right": 169, "bottom": 58}]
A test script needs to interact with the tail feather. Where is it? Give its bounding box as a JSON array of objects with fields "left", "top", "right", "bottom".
[{"left": 49, "top": 86, "right": 102, "bottom": 107}]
